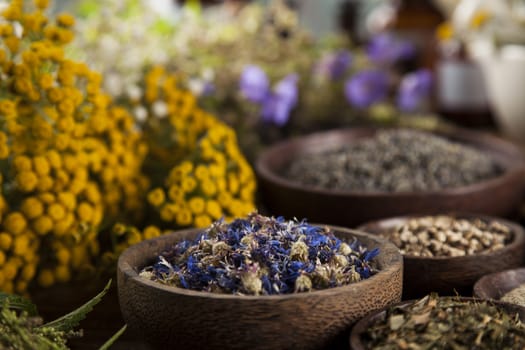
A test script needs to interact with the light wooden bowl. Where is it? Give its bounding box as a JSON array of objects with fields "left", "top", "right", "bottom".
[
  {"left": 117, "top": 226, "right": 403, "bottom": 350},
  {"left": 358, "top": 214, "right": 525, "bottom": 299}
]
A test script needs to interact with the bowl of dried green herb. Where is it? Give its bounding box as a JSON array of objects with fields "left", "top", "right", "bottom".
[
  {"left": 117, "top": 213, "right": 403, "bottom": 350},
  {"left": 474, "top": 268, "right": 525, "bottom": 307},
  {"left": 349, "top": 294, "right": 525, "bottom": 349},
  {"left": 358, "top": 214, "right": 525, "bottom": 299},
  {"left": 256, "top": 127, "right": 525, "bottom": 227}
]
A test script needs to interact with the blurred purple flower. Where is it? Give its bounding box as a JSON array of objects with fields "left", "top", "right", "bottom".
[
  {"left": 367, "top": 33, "right": 415, "bottom": 66},
  {"left": 345, "top": 70, "right": 388, "bottom": 108},
  {"left": 316, "top": 50, "right": 352, "bottom": 80},
  {"left": 239, "top": 65, "right": 270, "bottom": 103},
  {"left": 261, "top": 74, "right": 299, "bottom": 126},
  {"left": 397, "top": 69, "right": 433, "bottom": 112}
]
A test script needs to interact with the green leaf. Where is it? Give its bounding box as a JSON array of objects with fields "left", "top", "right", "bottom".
[
  {"left": 98, "top": 325, "right": 127, "bottom": 350},
  {"left": 0, "top": 293, "right": 38, "bottom": 316},
  {"left": 40, "top": 280, "right": 112, "bottom": 333}
]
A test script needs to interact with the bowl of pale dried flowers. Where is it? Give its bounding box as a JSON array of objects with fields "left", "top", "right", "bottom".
[
  {"left": 256, "top": 126, "right": 525, "bottom": 228},
  {"left": 359, "top": 213, "right": 525, "bottom": 299},
  {"left": 117, "top": 212, "right": 402, "bottom": 350}
]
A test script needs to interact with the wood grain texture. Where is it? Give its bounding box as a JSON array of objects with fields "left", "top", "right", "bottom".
[
  {"left": 117, "top": 227, "right": 403, "bottom": 350},
  {"left": 473, "top": 267, "right": 525, "bottom": 300},
  {"left": 255, "top": 127, "right": 525, "bottom": 228},
  {"left": 359, "top": 214, "right": 525, "bottom": 299},
  {"left": 349, "top": 297, "right": 525, "bottom": 350}
]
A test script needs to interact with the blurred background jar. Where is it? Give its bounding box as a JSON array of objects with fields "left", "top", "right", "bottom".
[{"left": 435, "top": 25, "right": 494, "bottom": 127}]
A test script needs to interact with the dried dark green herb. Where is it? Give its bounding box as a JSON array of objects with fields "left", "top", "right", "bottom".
[
  {"left": 362, "top": 294, "right": 525, "bottom": 349},
  {"left": 0, "top": 280, "right": 125, "bottom": 350},
  {"left": 284, "top": 129, "right": 503, "bottom": 192}
]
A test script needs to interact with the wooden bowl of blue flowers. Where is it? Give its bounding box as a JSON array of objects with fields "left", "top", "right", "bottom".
[
  {"left": 255, "top": 127, "right": 525, "bottom": 227},
  {"left": 117, "top": 213, "right": 403, "bottom": 350}
]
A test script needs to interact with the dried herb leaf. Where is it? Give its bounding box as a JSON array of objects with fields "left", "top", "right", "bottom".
[
  {"left": 0, "top": 293, "right": 38, "bottom": 317},
  {"left": 41, "top": 280, "right": 111, "bottom": 332}
]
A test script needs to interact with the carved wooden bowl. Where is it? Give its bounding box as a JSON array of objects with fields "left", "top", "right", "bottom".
[
  {"left": 117, "top": 226, "right": 403, "bottom": 350},
  {"left": 358, "top": 214, "right": 525, "bottom": 299},
  {"left": 473, "top": 267, "right": 525, "bottom": 300},
  {"left": 349, "top": 297, "right": 525, "bottom": 350},
  {"left": 255, "top": 127, "right": 525, "bottom": 228}
]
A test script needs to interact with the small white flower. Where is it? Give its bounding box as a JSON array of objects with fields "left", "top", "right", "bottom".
[
  {"left": 202, "top": 68, "right": 215, "bottom": 81},
  {"left": 126, "top": 84, "right": 143, "bottom": 101},
  {"left": 134, "top": 106, "right": 148, "bottom": 123},
  {"left": 152, "top": 101, "right": 168, "bottom": 118},
  {"left": 104, "top": 72, "right": 123, "bottom": 97},
  {"left": 188, "top": 78, "right": 205, "bottom": 96}
]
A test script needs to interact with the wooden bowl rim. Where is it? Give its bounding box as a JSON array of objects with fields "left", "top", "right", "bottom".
[
  {"left": 473, "top": 267, "right": 525, "bottom": 299},
  {"left": 349, "top": 296, "right": 525, "bottom": 349},
  {"left": 255, "top": 126, "right": 525, "bottom": 198},
  {"left": 357, "top": 213, "right": 525, "bottom": 262},
  {"left": 118, "top": 224, "right": 403, "bottom": 301}
]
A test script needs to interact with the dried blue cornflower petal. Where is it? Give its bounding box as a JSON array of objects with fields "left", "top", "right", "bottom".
[{"left": 139, "top": 212, "right": 380, "bottom": 295}]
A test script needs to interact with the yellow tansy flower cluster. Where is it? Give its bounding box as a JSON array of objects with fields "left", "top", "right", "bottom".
[
  {"left": 102, "top": 66, "right": 256, "bottom": 256},
  {"left": 0, "top": 1, "right": 148, "bottom": 293},
  {"left": 141, "top": 67, "right": 256, "bottom": 228}
]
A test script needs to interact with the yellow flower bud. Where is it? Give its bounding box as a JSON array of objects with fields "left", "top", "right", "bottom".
[
  {"left": 77, "top": 202, "right": 94, "bottom": 222},
  {"left": 4, "top": 212, "right": 27, "bottom": 235},
  {"left": 147, "top": 188, "right": 165, "bottom": 207},
  {"left": 13, "top": 234, "right": 30, "bottom": 256},
  {"left": 13, "top": 155, "right": 32, "bottom": 172},
  {"left": 33, "top": 215, "right": 53, "bottom": 235},
  {"left": 176, "top": 209, "right": 193, "bottom": 226},
  {"left": 206, "top": 200, "right": 222, "bottom": 219},
  {"left": 3, "top": 259, "right": 18, "bottom": 279},
  {"left": 33, "top": 156, "right": 50, "bottom": 176},
  {"left": 0, "top": 251, "right": 5, "bottom": 265},
  {"left": 15, "top": 280, "right": 27, "bottom": 293},
  {"left": 143, "top": 226, "right": 161, "bottom": 240},
  {"left": 54, "top": 265, "right": 70, "bottom": 283},
  {"left": 21, "top": 263, "right": 36, "bottom": 281},
  {"left": 16, "top": 171, "right": 38, "bottom": 192},
  {"left": 182, "top": 177, "right": 197, "bottom": 193},
  {"left": 47, "top": 202, "right": 66, "bottom": 221},
  {"left": 37, "top": 176, "right": 54, "bottom": 192},
  {"left": 58, "top": 191, "right": 76, "bottom": 210},
  {"left": 35, "top": 0, "right": 50, "bottom": 10},
  {"left": 189, "top": 197, "right": 205, "bottom": 215},
  {"left": 56, "top": 13, "right": 75, "bottom": 27},
  {"left": 53, "top": 215, "right": 72, "bottom": 236},
  {"left": 0, "top": 232, "right": 12, "bottom": 250},
  {"left": 38, "top": 193, "right": 56, "bottom": 204},
  {"left": 38, "top": 269, "right": 54, "bottom": 287},
  {"left": 194, "top": 214, "right": 212, "bottom": 228},
  {"left": 46, "top": 150, "right": 62, "bottom": 168}
]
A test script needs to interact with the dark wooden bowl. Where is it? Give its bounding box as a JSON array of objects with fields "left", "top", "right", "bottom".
[
  {"left": 358, "top": 214, "right": 525, "bottom": 299},
  {"left": 117, "top": 226, "right": 403, "bottom": 350},
  {"left": 349, "top": 297, "right": 525, "bottom": 350},
  {"left": 473, "top": 268, "right": 525, "bottom": 300},
  {"left": 255, "top": 127, "right": 525, "bottom": 228}
]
